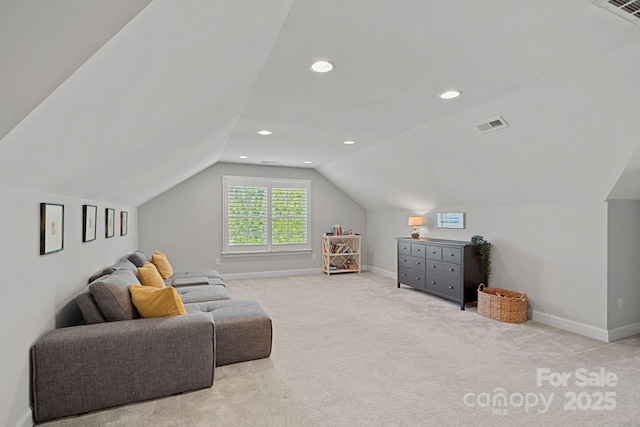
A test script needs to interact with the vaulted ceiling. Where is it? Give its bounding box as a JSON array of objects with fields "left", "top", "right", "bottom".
[{"left": 1, "top": 0, "right": 640, "bottom": 209}]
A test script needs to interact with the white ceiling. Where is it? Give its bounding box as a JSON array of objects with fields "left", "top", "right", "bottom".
[{"left": 1, "top": 0, "right": 640, "bottom": 209}]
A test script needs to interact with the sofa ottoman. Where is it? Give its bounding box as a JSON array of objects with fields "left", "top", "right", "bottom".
[{"left": 185, "top": 299, "right": 273, "bottom": 366}]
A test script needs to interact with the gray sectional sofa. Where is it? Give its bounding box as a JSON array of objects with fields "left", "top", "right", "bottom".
[{"left": 31, "top": 250, "right": 272, "bottom": 423}]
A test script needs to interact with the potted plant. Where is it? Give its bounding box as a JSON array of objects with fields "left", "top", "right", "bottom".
[{"left": 470, "top": 235, "right": 492, "bottom": 277}]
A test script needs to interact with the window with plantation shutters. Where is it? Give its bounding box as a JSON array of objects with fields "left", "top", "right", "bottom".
[{"left": 223, "top": 176, "right": 311, "bottom": 254}]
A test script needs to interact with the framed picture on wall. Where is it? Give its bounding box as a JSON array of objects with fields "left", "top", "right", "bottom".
[
  {"left": 436, "top": 212, "right": 465, "bottom": 229},
  {"left": 120, "top": 211, "right": 128, "bottom": 236},
  {"left": 106, "top": 208, "right": 115, "bottom": 238},
  {"left": 83, "top": 205, "right": 97, "bottom": 242},
  {"left": 40, "top": 203, "right": 64, "bottom": 255}
]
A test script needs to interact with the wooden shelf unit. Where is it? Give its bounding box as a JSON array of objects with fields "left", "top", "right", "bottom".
[{"left": 322, "top": 234, "right": 361, "bottom": 275}]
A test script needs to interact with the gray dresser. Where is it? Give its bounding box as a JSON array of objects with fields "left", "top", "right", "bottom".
[{"left": 396, "top": 237, "right": 486, "bottom": 310}]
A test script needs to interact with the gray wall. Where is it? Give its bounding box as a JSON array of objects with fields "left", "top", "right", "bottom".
[
  {"left": 607, "top": 199, "right": 640, "bottom": 330},
  {"left": 0, "top": 185, "right": 137, "bottom": 427},
  {"left": 139, "top": 163, "right": 366, "bottom": 277},
  {"left": 366, "top": 202, "right": 608, "bottom": 329}
]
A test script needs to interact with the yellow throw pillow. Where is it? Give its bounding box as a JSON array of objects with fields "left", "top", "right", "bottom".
[
  {"left": 151, "top": 250, "right": 174, "bottom": 279},
  {"left": 138, "top": 261, "right": 166, "bottom": 288},
  {"left": 130, "top": 285, "right": 186, "bottom": 318}
]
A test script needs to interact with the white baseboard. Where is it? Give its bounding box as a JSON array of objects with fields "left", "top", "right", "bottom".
[
  {"left": 607, "top": 321, "right": 640, "bottom": 342},
  {"left": 531, "top": 310, "right": 609, "bottom": 342},
  {"left": 367, "top": 266, "right": 395, "bottom": 279},
  {"left": 222, "top": 267, "right": 323, "bottom": 280},
  {"left": 14, "top": 408, "right": 32, "bottom": 427}
]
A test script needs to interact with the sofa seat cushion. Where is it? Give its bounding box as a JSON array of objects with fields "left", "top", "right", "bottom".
[
  {"left": 176, "top": 285, "right": 230, "bottom": 304},
  {"left": 171, "top": 269, "right": 222, "bottom": 280},
  {"left": 170, "top": 277, "right": 210, "bottom": 287},
  {"left": 166, "top": 276, "right": 224, "bottom": 287},
  {"left": 184, "top": 299, "right": 272, "bottom": 366},
  {"left": 89, "top": 270, "right": 141, "bottom": 322}
]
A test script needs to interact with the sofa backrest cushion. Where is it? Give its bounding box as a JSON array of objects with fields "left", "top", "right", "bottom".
[
  {"left": 76, "top": 291, "right": 107, "bottom": 324},
  {"left": 87, "top": 267, "right": 116, "bottom": 284},
  {"left": 89, "top": 270, "right": 141, "bottom": 321},
  {"left": 112, "top": 259, "right": 138, "bottom": 275}
]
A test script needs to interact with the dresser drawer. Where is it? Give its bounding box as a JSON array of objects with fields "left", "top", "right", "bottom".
[
  {"left": 427, "top": 260, "right": 461, "bottom": 280},
  {"left": 442, "top": 247, "right": 461, "bottom": 264},
  {"left": 426, "top": 274, "right": 460, "bottom": 300},
  {"left": 411, "top": 243, "right": 426, "bottom": 258},
  {"left": 426, "top": 245, "right": 442, "bottom": 260},
  {"left": 398, "top": 241, "right": 412, "bottom": 256},
  {"left": 399, "top": 255, "right": 426, "bottom": 271},
  {"left": 398, "top": 267, "right": 426, "bottom": 290}
]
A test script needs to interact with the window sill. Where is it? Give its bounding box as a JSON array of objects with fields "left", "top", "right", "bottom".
[{"left": 222, "top": 249, "right": 312, "bottom": 258}]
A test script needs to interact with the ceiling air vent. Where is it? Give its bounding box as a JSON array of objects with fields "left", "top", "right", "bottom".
[
  {"left": 594, "top": 0, "right": 640, "bottom": 24},
  {"left": 476, "top": 116, "right": 508, "bottom": 134}
]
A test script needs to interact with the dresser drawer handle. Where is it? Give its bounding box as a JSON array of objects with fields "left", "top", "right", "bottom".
[
  {"left": 449, "top": 253, "right": 455, "bottom": 257},
  {"left": 431, "top": 265, "right": 436, "bottom": 268},
  {"left": 402, "top": 273, "right": 407, "bottom": 276},
  {"left": 402, "top": 259, "right": 407, "bottom": 262},
  {"left": 416, "top": 248, "right": 421, "bottom": 252},
  {"left": 415, "top": 261, "right": 421, "bottom": 265},
  {"left": 431, "top": 281, "right": 436, "bottom": 284},
  {"left": 432, "top": 251, "right": 437, "bottom": 254},
  {"left": 416, "top": 277, "right": 421, "bottom": 280},
  {"left": 449, "top": 268, "right": 454, "bottom": 272},
  {"left": 448, "top": 286, "right": 454, "bottom": 289}
]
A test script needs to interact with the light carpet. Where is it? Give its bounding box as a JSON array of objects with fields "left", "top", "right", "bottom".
[{"left": 41, "top": 272, "right": 640, "bottom": 426}]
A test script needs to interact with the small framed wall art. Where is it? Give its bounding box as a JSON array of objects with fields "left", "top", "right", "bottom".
[
  {"left": 40, "top": 203, "right": 64, "bottom": 255},
  {"left": 106, "top": 208, "right": 115, "bottom": 238},
  {"left": 83, "top": 205, "right": 97, "bottom": 242},
  {"left": 436, "top": 212, "right": 465, "bottom": 229},
  {"left": 120, "top": 211, "right": 128, "bottom": 236}
]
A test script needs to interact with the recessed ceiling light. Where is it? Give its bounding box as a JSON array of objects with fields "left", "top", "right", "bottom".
[
  {"left": 303, "top": 161, "right": 313, "bottom": 164},
  {"left": 238, "top": 155, "right": 248, "bottom": 159},
  {"left": 257, "top": 130, "right": 272, "bottom": 135},
  {"left": 439, "top": 90, "right": 461, "bottom": 99},
  {"left": 310, "top": 60, "right": 334, "bottom": 73},
  {"left": 343, "top": 140, "right": 355, "bottom": 145}
]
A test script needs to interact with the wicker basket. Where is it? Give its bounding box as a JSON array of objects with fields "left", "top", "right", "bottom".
[{"left": 477, "top": 284, "right": 528, "bottom": 323}]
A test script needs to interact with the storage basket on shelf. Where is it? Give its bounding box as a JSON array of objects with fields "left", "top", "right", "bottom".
[{"left": 477, "top": 284, "right": 528, "bottom": 323}]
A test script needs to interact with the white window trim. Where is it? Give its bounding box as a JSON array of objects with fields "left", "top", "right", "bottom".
[{"left": 222, "top": 175, "right": 311, "bottom": 254}]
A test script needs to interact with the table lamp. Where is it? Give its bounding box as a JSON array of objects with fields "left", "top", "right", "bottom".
[{"left": 408, "top": 216, "right": 424, "bottom": 239}]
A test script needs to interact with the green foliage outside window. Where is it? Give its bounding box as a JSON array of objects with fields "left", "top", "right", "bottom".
[{"left": 227, "top": 185, "right": 307, "bottom": 246}]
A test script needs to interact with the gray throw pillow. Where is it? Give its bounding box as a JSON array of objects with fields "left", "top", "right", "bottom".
[{"left": 124, "top": 253, "right": 145, "bottom": 268}]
